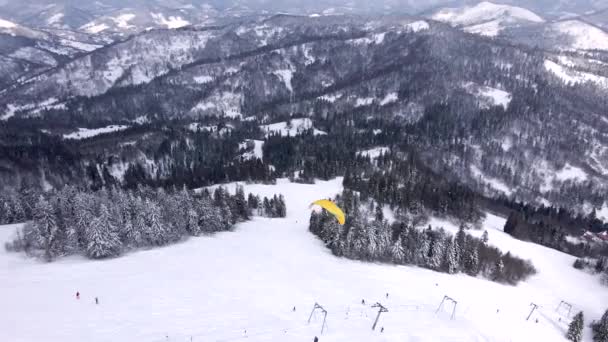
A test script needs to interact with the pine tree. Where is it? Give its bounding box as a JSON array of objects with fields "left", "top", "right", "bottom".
[
  {"left": 86, "top": 205, "right": 121, "bottom": 259},
  {"left": 567, "top": 311, "right": 584, "bottom": 342},
  {"left": 455, "top": 225, "right": 467, "bottom": 268},
  {"left": 443, "top": 237, "right": 458, "bottom": 274},
  {"left": 593, "top": 309, "right": 608, "bottom": 342},
  {"left": 390, "top": 237, "right": 405, "bottom": 263},
  {"left": 33, "top": 196, "right": 59, "bottom": 261},
  {"left": 429, "top": 234, "right": 445, "bottom": 270},
  {"left": 492, "top": 259, "right": 504, "bottom": 281}
]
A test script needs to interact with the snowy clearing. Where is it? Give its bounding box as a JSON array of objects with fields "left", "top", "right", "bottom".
[
  {"left": 239, "top": 140, "right": 264, "bottom": 160},
  {"left": 0, "top": 18, "right": 17, "bottom": 28},
  {"left": 464, "top": 83, "right": 512, "bottom": 109},
  {"left": 82, "top": 22, "right": 109, "bottom": 34},
  {"left": 404, "top": 20, "right": 429, "bottom": 33},
  {"left": 151, "top": 13, "right": 190, "bottom": 29},
  {"left": 193, "top": 75, "right": 214, "bottom": 84},
  {"left": 555, "top": 163, "right": 588, "bottom": 182},
  {"left": 273, "top": 69, "right": 294, "bottom": 93},
  {"left": 379, "top": 93, "right": 398, "bottom": 106},
  {"left": 63, "top": 125, "right": 129, "bottom": 140},
  {"left": 471, "top": 165, "right": 512, "bottom": 195},
  {"left": 357, "top": 147, "right": 390, "bottom": 159},
  {"left": 0, "top": 179, "right": 606, "bottom": 342},
  {"left": 260, "top": 118, "right": 326, "bottom": 137}
]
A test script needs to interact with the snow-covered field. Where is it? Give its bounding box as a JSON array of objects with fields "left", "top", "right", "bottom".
[
  {"left": 63, "top": 125, "right": 130, "bottom": 140},
  {"left": 1, "top": 179, "right": 606, "bottom": 342}
]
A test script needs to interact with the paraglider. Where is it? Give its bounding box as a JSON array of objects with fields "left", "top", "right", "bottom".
[{"left": 310, "top": 199, "right": 345, "bottom": 225}]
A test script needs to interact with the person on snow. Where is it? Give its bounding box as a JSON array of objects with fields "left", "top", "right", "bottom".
[
  {"left": 76, "top": 291, "right": 80, "bottom": 300},
  {"left": 313, "top": 336, "right": 319, "bottom": 342},
  {"left": 95, "top": 297, "right": 99, "bottom": 304},
  {"left": 361, "top": 299, "right": 365, "bottom": 305},
  {"left": 292, "top": 306, "right": 296, "bottom": 312}
]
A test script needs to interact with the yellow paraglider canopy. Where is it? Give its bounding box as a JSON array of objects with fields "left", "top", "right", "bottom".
[{"left": 311, "top": 199, "right": 345, "bottom": 225}]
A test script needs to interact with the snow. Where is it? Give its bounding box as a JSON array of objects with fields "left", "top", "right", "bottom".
[
  {"left": 318, "top": 93, "right": 342, "bottom": 103},
  {"left": 193, "top": 75, "right": 214, "bottom": 84},
  {"left": 464, "top": 82, "right": 512, "bottom": 109},
  {"left": 544, "top": 60, "right": 608, "bottom": 88},
  {"left": 357, "top": 146, "right": 390, "bottom": 159},
  {"left": 379, "top": 93, "right": 398, "bottom": 106},
  {"left": 1, "top": 180, "right": 606, "bottom": 342},
  {"left": 83, "top": 22, "right": 109, "bottom": 34},
  {"left": 260, "top": 118, "right": 326, "bottom": 137},
  {"left": 349, "top": 33, "right": 386, "bottom": 46},
  {"left": 239, "top": 140, "right": 264, "bottom": 160},
  {"left": 355, "top": 97, "right": 374, "bottom": 107},
  {"left": 191, "top": 91, "right": 243, "bottom": 118},
  {"left": 273, "top": 69, "right": 294, "bottom": 93},
  {"left": 151, "top": 13, "right": 190, "bottom": 29},
  {"left": 471, "top": 165, "right": 512, "bottom": 195},
  {"left": 554, "top": 20, "right": 608, "bottom": 51},
  {"left": 59, "top": 39, "right": 101, "bottom": 52},
  {"left": 555, "top": 164, "right": 588, "bottom": 182},
  {"left": 464, "top": 20, "right": 503, "bottom": 37},
  {"left": 47, "top": 13, "right": 64, "bottom": 25},
  {"left": 478, "top": 86, "right": 511, "bottom": 109},
  {"left": 404, "top": 20, "right": 429, "bottom": 33},
  {"left": 112, "top": 13, "right": 135, "bottom": 29},
  {"left": 432, "top": 1, "right": 544, "bottom": 26},
  {"left": 63, "top": 125, "right": 129, "bottom": 140},
  {"left": 0, "top": 18, "right": 17, "bottom": 28}
]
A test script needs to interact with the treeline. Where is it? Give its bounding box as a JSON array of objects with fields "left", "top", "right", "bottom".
[
  {"left": 309, "top": 190, "right": 536, "bottom": 285},
  {"left": 574, "top": 257, "right": 608, "bottom": 286},
  {"left": 4, "top": 184, "right": 285, "bottom": 261},
  {"left": 503, "top": 211, "right": 608, "bottom": 258}
]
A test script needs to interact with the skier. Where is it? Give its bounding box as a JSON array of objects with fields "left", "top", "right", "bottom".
[
  {"left": 381, "top": 327, "right": 385, "bottom": 333},
  {"left": 95, "top": 297, "right": 99, "bottom": 305},
  {"left": 314, "top": 337, "right": 319, "bottom": 342},
  {"left": 385, "top": 293, "right": 389, "bottom": 299},
  {"left": 293, "top": 306, "right": 296, "bottom": 312},
  {"left": 361, "top": 299, "right": 365, "bottom": 305},
  {"left": 76, "top": 291, "right": 80, "bottom": 300}
]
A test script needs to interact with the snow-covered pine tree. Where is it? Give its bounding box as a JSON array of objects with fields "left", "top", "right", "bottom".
[
  {"left": 33, "top": 195, "right": 59, "bottom": 261},
  {"left": 390, "top": 236, "right": 405, "bottom": 263},
  {"left": 566, "top": 311, "right": 584, "bottom": 342},
  {"left": 463, "top": 237, "right": 480, "bottom": 276},
  {"left": 86, "top": 204, "right": 121, "bottom": 259},
  {"left": 443, "top": 237, "right": 458, "bottom": 274},
  {"left": 146, "top": 200, "right": 168, "bottom": 246},
  {"left": 593, "top": 309, "right": 608, "bottom": 342},
  {"left": 455, "top": 225, "right": 467, "bottom": 269},
  {"left": 429, "top": 232, "right": 445, "bottom": 270}
]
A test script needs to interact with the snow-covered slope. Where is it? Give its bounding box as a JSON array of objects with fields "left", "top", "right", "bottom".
[
  {"left": 0, "top": 179, "right": 605, "bottom": 342},
  {"left": 431, "top": 1, "right": 545, "bottom": 37},
  {"left": 63, "top": 125, "right": 130, "bottom": 140},
  {"left": 551, "top": 20, "right": 608, "bottom": 51}
]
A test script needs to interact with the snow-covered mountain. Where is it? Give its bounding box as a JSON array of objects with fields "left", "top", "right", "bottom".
[{"left": 431, "top": 1, "right": 545, "bottom": 37}]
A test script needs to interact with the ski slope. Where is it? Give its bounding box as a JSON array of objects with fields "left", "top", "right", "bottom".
[{"left": 0, "top": 179, "right": 606, "bottom": 342}]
